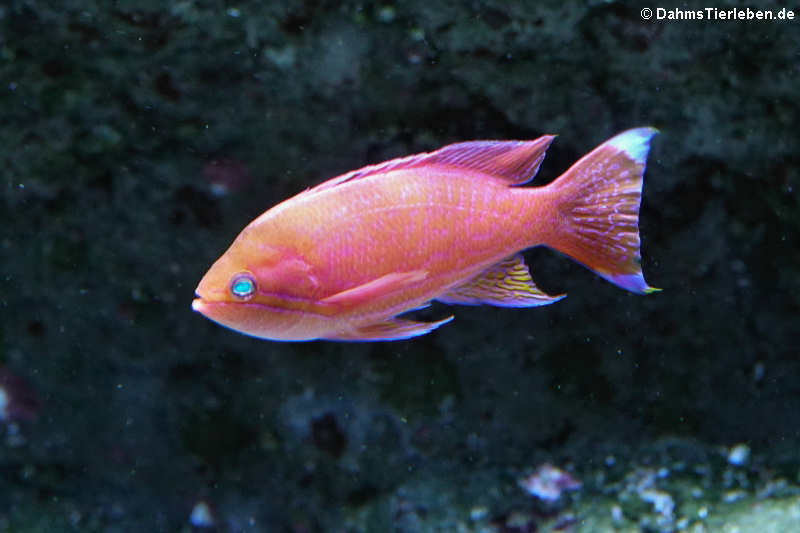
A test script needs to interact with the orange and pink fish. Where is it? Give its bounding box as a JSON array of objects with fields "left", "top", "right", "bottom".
[{"left": 193, "top": 128, "right": 659, "bottom": 341}]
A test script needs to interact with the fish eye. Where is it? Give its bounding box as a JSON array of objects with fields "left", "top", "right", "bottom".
[{"left": 230, "top": 272, "right": 256, "bottom": 300}]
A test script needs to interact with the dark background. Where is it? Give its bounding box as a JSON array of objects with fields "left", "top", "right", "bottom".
[{"left": 1, "top": 1, "right": 798, "bottom": 531}]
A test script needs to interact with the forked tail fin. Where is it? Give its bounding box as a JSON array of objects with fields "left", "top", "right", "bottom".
[{"left": 545, "top": 128, "right": 660, "bottom": 294}]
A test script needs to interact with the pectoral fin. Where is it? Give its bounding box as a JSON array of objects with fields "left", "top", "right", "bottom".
[
  {"left": 319, "top": 270, "right": 428, "bottom": 310},
  {"left": 324, "top": 316, "right": 454, "bottom": 341},
  {"left": 438, "top": 254, "right": 565, "bottom": 307}
]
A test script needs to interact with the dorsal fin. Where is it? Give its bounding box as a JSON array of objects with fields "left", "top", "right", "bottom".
[{"left": 303, "top": 135, "right": 556, "bottom": 195}]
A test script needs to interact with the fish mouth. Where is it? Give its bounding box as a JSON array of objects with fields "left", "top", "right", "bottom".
[
  {"left": 192, "top": 293, "right": 234, "bottom": 314},
  {"left": 191, "top": 297, "right": 206, "bottom": 313},
  {"left": 192, "top": 289, "right": 224, "bottom": 313},
  {"left": 192, "top": 279, "right": 221, "bottom": 312},
  {"left": 192, "top": 287, "right": 219, "bottom": 313}
]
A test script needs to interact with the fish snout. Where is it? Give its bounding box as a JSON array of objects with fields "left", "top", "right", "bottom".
[{"left": 191, "top": 296, "right": 207, "bottom": 313}]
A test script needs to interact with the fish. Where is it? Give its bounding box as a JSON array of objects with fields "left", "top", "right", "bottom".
[{"left": 192, "top": 128, "right": 659, "bottom": 341}]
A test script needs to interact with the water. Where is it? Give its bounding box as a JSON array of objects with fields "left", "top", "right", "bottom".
[{"left": 1, "top": 2, "right": 798, "bottom": 531}]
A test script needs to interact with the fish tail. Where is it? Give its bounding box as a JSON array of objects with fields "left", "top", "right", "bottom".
[{"left": 543, "top": 128, "right": 660, "bottom": 294}]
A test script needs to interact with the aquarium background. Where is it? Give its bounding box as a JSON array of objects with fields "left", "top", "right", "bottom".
[{"left": 2, "top": 1, "right": 799, "bottom": 531}]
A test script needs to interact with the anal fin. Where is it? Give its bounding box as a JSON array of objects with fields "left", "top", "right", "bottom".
[
  {"left": 324, "top": 316, "right": 454, "bottom": 341},
  {"left": 437, "top": 254, "right": 564, "bottom": 308}
]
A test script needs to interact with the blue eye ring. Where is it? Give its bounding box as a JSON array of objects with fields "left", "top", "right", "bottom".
[{"left": 230, "top": 272, "right": 256, "bottom": 300}]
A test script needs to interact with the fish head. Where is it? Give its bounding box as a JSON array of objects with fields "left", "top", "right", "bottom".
[{"left": 192, "top": 230, "right": 324, "bottom": 340}]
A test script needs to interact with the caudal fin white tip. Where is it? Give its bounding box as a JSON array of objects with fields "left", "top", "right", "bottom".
[{"left": 605, "top": 127, "right": 659, "bottom": 167}]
